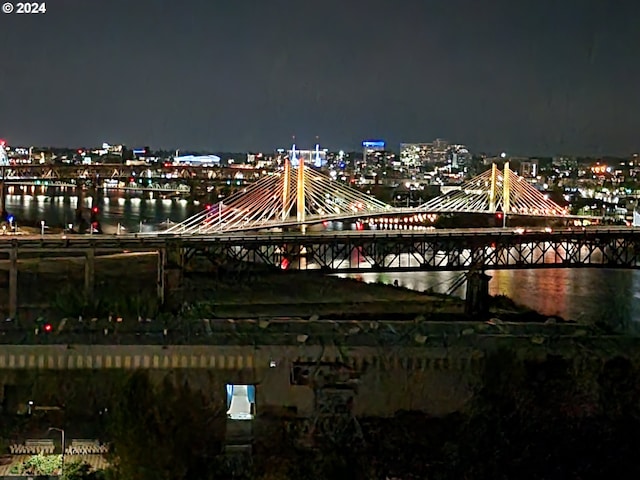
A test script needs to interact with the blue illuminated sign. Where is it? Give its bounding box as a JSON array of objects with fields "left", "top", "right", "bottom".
[{"left": 362, "top": 140, "right": 385, "bottom": 149}]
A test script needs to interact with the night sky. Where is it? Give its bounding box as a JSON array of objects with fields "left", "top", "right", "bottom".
[{"left": 1, "top": 0, "right": 639, "bottom": 155}]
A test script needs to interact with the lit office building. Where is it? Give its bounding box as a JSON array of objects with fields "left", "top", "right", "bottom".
[
  {"left": 400, "top": 143, "right": 433, "bottom": 167},
  {"left": 400, "top": 140, "right": 471, "bottom": 168},
  {"left": 362, "top": 140, "right": 385, "bottom": 166},
  {"left": 520, "top": 160, "right": 539, "bottom": 178}
]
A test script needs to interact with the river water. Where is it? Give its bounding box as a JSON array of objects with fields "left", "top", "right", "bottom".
[{"left": 5, "top": 188, "right": 639, "bottom": 329}]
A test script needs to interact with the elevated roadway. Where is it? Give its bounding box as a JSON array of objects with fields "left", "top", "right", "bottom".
[{"left": 0, "top": 225, "right": 634, "bottom": 252}]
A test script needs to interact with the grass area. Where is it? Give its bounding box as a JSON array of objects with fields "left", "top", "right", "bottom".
[
  {"left": 189, "top": 270, "right": 441, "bottom": 304},
  {"left": 0, "top": 254, "right": 467, "bottom": 321},
  {"left": 0, "top": 253, "right": 563, "bottom": 325}
]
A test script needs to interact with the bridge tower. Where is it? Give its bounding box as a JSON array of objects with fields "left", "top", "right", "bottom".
[
  {"left": 502, "top": 162, "right": 511, "bottom": 226},
  {"left": 282, "top": 159, "right": 291, "bottom": 221},
  {"left": 296, "top": 150, "right": 306, "bottom": 226},
  {"left": 489, "top": 163, "right": 498, "bottom": 213}
]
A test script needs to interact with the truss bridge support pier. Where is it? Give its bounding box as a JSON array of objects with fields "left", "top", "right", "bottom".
[
  {"left": 464, "top": 270, "right": 491, "bottom": 317},
  {"left": 0, "top": 166, "right": 7, "bottom": 218},
  {"left": 4, "top": 244, "right": 99, "bottom": 320},
  {"left": 4, "top": 241, "right": 185, "bottom": 319},
  {"left": 157, "top": 241, "right": 185, "bottom": 311}
]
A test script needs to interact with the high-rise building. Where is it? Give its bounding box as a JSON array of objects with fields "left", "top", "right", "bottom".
[
  {"left": 450, "top": 145, "right": 471, "bottom": 169},
  {"left": 362, "top": 140, "right": 385, "bottom": 166},
  {"left": 520, "top": 160, "right": 539, "bottom": 178},
  {"left": 400, "top": 143, "right": 432, "bottom": 167},
  {"left": 400, "top": 140, "right": 471, "bottom": 168}
]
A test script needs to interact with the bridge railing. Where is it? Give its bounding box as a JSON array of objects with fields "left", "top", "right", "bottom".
[{"left": 0, "top": 226, "right": 637, "bottom": 250}]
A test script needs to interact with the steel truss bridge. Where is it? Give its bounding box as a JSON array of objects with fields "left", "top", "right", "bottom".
[
  {"left": 2, "top": 227, "right": 640, "bottom": 272},
  {"left": 165, "top": 161, "right": 574, "bottom": 235},
  {"left": 183, "top": 228, "right": 640, "bottom": 272},
  {"left": 0, "top": 163, "right": 260, "bottom": 189},
  {"left": 0, "top": 227, "right": 637, "bottom": 318}
]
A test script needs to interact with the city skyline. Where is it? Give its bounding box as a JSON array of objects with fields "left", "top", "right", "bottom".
[{"left": 1, "top": 0, "right": 639, "bottom": 155}]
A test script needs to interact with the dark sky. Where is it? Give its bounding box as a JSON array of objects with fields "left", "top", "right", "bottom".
[{"left": 1, "top": 0, "right": 639, "bottom": 155}]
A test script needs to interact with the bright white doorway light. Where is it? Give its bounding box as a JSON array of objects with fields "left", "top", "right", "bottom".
[{"left": 226, "top": 384, "right": 255, "bottom": 420}]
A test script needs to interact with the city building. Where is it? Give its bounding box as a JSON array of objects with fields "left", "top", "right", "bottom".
[
  {"left": 432, "top": 138, "right": 449, "bottom": 162},
  {"left": 288, "top": 144, "right": 327, "bottom": 168},
  {"left": 520, "top": 160, "right": 539, "bottom": 178},
  {"left": 362, "top": 140, "right": 386, "bottom": 167},
  {"left": 450, "top": 145, "right": 471, "bottom": 169},
  {"left": 0, "top": 141, "right": 8, "bottom": 166},
  {"left": 173, "top": 154, "right": 221, "bottom": 166},
  {"left": 400, "top": 143, "right": 432, "bottom": 167},
  {"left": 400, "top": 140, "right": 471, "bottom": 168}
]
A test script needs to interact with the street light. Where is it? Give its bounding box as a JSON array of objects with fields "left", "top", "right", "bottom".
[
  {"left": 40, "top": 220, "right": 45, "bottom": 236},
  {"left": 47, "top": 427, "right": 65, "bottom": 475}
]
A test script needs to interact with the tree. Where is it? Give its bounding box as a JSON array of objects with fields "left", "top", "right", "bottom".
[
  {"left": 10, "top": 453, "right": 61, "bottom": 476},
  {"left": 61, "top": 460, "right": 94, "bottom": 480},
  {"left": 107, "top": 372, "right": 225, "bottom": 480}
]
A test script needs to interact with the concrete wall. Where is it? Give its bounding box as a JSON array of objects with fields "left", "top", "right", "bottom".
[{"left": 0, "top": 344, "right": 483, "bottom": 417}]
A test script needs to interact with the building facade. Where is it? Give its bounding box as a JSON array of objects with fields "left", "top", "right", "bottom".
[{"left": 400, "top": 140, "right": 471, "bottom": 168}]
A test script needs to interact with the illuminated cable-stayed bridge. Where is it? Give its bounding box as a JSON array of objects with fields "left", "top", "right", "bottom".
[
  {"left": 419, "top": 163, "right": 568, "bottom": 217},
  {"left": 164, "top": 155, "right": 393, "bottom": 234},
  {"left": 163, "top": 159, "right": 570, "bottom": 235}
]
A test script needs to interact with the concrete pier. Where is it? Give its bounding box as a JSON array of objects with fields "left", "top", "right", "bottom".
[
  {"left": 8, "top": 246, "right": 17, "bottom": 319},
  {"left": 157, "top": 242, "right": 185, "bottom": 310},
  {"left": 464, "top": 270, "right": 491, "bottom": 317}
]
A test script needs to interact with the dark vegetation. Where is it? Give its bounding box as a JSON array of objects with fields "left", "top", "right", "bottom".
[
  {"left": 2, "top": 254, "right": 556, "bottom": 324},
  {"left": 0, "top": 254, "right": 466, "bottom": 322},
  {"left": 2, "top": 253, "right": 635, "bottom": 478},
  {"left": 4, "top": 349, "right": 640, "bottom": 479}
]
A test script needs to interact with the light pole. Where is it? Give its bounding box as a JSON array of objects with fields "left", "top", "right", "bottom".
[
  {"left": 47, "top": 427, "right": 65, "bottom": 475},
  {"left": 40, "top": 220, "right": 45, "bottom": 237}
]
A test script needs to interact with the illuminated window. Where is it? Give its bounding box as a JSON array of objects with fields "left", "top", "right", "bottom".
[{"left": 225, "top": 384, "right": 255, "bottom": 421}]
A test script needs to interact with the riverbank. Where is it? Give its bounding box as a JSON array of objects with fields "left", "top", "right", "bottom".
[{"left": 0, "top": 253, "right": 553, "bottom": 324}]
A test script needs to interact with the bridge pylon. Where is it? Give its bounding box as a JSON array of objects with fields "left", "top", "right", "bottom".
[
  {"left": 419, "top": 162, "right": 568, "bottom": 218},
  {"left": 164, "top": 147, "right": 392, "bottom": 234},
  {"left": 282, "top": 159, "right": 291, "bottom": 221},
  {"left": 489, "top": 163, "right": 498, "bottom": 213},
  {"left": 296, "top": 154, "right": 306, "bottom": 225},
  {"left": 502, "top": 162, "right": 511, "bottom": 216}
]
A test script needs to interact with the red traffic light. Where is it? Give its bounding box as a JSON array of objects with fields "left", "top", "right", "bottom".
[
  {"left": 496, "top": 212, "right": 503, "bottom": 219},
  {"left": 43, "top": 323, "right": 53, "bottom": 333},
  {"left": 92, "top": 207, "right": 99, "bottom": 214}
]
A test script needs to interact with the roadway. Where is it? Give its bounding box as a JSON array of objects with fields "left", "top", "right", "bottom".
[{"left": 0, "top": 225, "right": 634, "bottom": 252}]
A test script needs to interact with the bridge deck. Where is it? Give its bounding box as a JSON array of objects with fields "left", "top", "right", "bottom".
[
  {"left": 0, "top": 227, "right": 637, "bottom": 272},
  {"left": 0, "top": 226, "right": 633, "bottom": 249}
]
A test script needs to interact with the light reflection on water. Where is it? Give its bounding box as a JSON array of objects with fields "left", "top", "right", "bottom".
[
  {"left": 7, "top": 189, "right": 640, "bottom": 328},
  {"left": 3, "top": 188, "right": 195, "bottom": 234},
  {"left": 343, "top": 268, "right": 640, "bottom": 328}
]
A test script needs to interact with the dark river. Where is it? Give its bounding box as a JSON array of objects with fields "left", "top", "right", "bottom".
[{"left": 5, "top": 188, "right": 638, "bottom": 329}]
